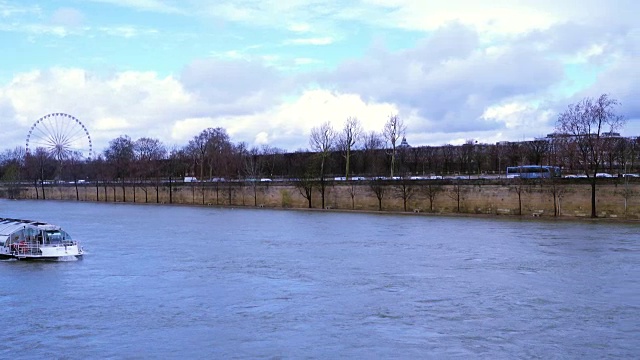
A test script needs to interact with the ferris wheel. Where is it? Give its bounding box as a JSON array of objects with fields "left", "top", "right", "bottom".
[{"left": 26, "top": 113, "right": 93, "bottom": 160}]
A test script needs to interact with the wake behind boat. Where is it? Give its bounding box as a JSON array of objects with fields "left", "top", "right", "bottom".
[{"left": 0, "top": 218, "right": 83, "bottom": 260}]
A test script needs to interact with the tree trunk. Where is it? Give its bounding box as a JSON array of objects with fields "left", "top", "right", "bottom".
[
  {"left": 518, "top": 192, "right": 522, "bottom": 215},
  {"left": 591, "top": 178, "right": 597, "bottom": 218},
  {"left": 345, "top": 148, "right": 350, "bottom": 180},
  {"left": 320, "top": 178, "right": 326, "bottom": 209}
]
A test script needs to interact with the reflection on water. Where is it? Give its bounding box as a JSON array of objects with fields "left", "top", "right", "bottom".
[{"left": 0, "top": 200, "right": 638, "bottom": 359}]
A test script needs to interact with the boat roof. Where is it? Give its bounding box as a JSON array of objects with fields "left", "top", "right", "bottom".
[{"left": 0, "top": 218, "right": 61, "bottom": 236}]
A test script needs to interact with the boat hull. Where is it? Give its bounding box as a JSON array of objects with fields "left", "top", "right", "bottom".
[{"left": 0, "top": 245, "right": 83, "bottom": 260}]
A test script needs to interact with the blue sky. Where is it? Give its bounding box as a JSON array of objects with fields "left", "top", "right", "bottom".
[{"left": 1, "top": 0, "right": 638, "bottom": 155}]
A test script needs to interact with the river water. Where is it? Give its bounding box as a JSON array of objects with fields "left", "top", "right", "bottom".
[{"left": 0, "top": 200, "right": 638, "bottom": 359}]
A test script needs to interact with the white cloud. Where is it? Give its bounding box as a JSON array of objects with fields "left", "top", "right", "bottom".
[
  {"left": 0, "top": 66, "right": 400, "bottom": 153},
  {"left": 481, "top": 102, "right": 553, "bottom": 132},
  {"left": 285, "top": 37, "right": 334, "bottom": 46},
  {"left": 169, "top": 89, "right": 398, "bottom": 150},
  {"left": 0, "top": 2, "right": 41, "bottom": 18},
  {"left": 86, "top": 0, "right": 184, "bottom": 14},
  {"left": 2, "top": 68, "right": 196, "bottom": 150},
  {"left": 1, "top": 0, "right": 638, "bottom": 155},
  {"left": 51, "top": 7, "right": 85, "bottom": 27},
  {"left": 288, "top": 23, "right": 311, "bottom": 33},
  {"left": 254, "top": 131, "right": 269, "bottom": 145},
  {"left": 170, "top": 117, "right": 216, "bottom": 142},
  {"left": 97, "top": 25, "right": 158, "bottom": 38},
  {"left": 294, "top": 58, "right": 321, "bottom": 66},
  {"left": 95, "top": 116, "right": 130, "bottom": 131},
  {"left": 359, "top": 0, "right": 557, "bottom": 36}
]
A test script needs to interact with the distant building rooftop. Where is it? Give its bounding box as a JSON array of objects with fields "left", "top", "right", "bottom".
[{"left": 398, "top": 137, "right": 410, "bottom": 148}]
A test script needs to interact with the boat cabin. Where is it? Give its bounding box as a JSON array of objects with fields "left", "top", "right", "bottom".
[{"left": 0, "top": 218, "right": 81, "bottom": 260}]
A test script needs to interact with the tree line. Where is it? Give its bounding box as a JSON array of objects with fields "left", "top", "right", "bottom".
[{"left": 0, "top": 94, "right": 630, "bottom": 217}]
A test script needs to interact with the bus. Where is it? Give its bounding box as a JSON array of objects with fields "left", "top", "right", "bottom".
[{"left": 506, "top": 165, "right": 561, "bottom": 179}]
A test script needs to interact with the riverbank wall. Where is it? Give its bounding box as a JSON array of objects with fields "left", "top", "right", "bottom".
[{"left": 3, "top": 178, "right": 640, "bottom": 219}]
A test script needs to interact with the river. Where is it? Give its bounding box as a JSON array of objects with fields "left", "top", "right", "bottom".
[{"left": 0, "top": 200, "right": 638, "bottom": 359}]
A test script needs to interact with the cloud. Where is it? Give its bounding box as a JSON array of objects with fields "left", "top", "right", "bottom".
[
  {"left": 319, "top": 23, "right": 563, "bottom": 135},
  {"left": 1, "top": 0, "right": 638, "bottom": 155},
  {"left": 51, "top": 7, "right": 85, "bottom": 27},
  {"left": 285, "top": 37, "right": 334, "bottom": 46},
  {"left": 95, "top": 116, "right": 130, "bottom": 131},
  {"left": 0, "top": 2, "right": 41, "bottom": 18},
  {"left": 179, "top": 58, "right": 286, "bottom": 116},
  {"left": 96, "top": 25, "right": 158, "bottom": 38},
  {"left": 575, "top": 56, "right": 640, "bottom": 131},
  {"left": 169, "top": 89, "right": 398, "bottom": 151},
  {"left": 2, "top": 68, "right": 196, "bottom": 150},
  {"left": 358, "top": 0, "right": 557, "bottom": 35},
  {"left": 0, "top": 63, "right": 397, "bottom": 153},
  {"left": 85, "top": 0, "right": 184, "bottom": 14}
]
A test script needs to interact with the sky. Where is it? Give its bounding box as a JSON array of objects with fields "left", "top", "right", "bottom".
[{"left": 0, "top": 0, "right": 638, "bottom": 156}]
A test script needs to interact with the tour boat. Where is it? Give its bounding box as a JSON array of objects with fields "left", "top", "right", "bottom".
[{"left": 0, "top": 218, "right": 83, "bottom": 260}]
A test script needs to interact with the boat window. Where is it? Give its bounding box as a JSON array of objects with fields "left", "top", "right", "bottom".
[
  {"left": 9, "top": 229, "right": 26, "bottom": 244},
  {"left": 24, "top": 228, "right": 38, "bottom": 240},
  {"left": 46, "top": 230, "right": 63, "bottom": 244}
]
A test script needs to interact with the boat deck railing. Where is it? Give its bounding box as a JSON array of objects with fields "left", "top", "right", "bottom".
[{"left": 11, "top": 240, "right": 78, "bottom": 256}]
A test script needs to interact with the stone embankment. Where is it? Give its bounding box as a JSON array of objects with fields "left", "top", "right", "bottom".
[{"left": 3, "top": 179, "right": 640, "bottom": 220}]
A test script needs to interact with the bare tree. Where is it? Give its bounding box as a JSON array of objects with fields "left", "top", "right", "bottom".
[
  {"left": 423, "top": 183, "right": 443, "bottom": 212},
  {"left": 394, "top": 178, "right": 416, "bottom": 212},
  {"left": 556, "top": 94, "right": 625, "bottom": 217},
  {"left": 383, "top": 114, "right": 406, "bottom": 178},
  {"left": 205, "top": 128, "right": 232, "bottom": 180},
  {"left": 166, "top": 146, "right": 190, "bottom": 204},
  {"left": 619, "top": 176, "right": 635, "bottom": 217},
  {"left": 0, "top": 147, "right": 25, "bottom": 199},
  {"left": 104, "top": 135, "right": 135, "bottom": 202},
  {"left": 369, "top": 179, "right": 386, "bottom": 211},
  {"left": 243, "top": 146, "right": 263, "bottom": 206},
  {"left": 134, "top": 137, "right": 167, "bottom": 203},
  {"left": 185, "top": 129, "right": 211, "bottom": 182},
  {"left": 346, "top": 183, "right": 358, "bottom": 210},
  {"left": 26, "top": 147, "right": 56, "bottom": 199},
  {"left": 363, "top": 131, "right": 384, "bottom": 176},
  {"left": 261, "top": 145, "right": 284, "bottom": 179},
  {"left": 309, "top": 122, "right": 336, "bottom": 209},
  {"left": 337, "top": 117, "right": 363, "bottom": 180},
  {"left": 545, "top": 177, "right": 566, "bottom": 217},
  {"left": 525, "top": 139, "right": 550, "bottom": 165},
  {"left": 63, "top": 153, "right": 84, "bottom": 201},
  {"left": 447, "top": 180, "right": 465, "bottom": 213},
  {"left": 510, "top": 178, "right": 527, "bottom": 215},
  {"left": 295, "top": 176, "right": 314, "bottom": 208}
]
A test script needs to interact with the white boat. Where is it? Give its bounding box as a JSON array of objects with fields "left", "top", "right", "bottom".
[{"left": 0, "top": 218, "right": 83, "bottom": 260}]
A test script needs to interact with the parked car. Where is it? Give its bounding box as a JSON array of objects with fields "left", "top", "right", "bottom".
[
  {"left": 565, "top": 174, "right": 588, "bottom": 178},
  {"left": 595, "top": 173, "right": 614, "bottom": 178}
]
